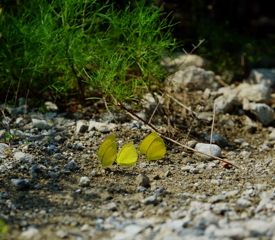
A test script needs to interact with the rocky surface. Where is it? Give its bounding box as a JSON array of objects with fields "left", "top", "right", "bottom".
[{"left": 1, "top": 55, "right": 275, "bottom": 240}]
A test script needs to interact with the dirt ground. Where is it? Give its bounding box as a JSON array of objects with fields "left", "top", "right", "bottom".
[{"left": 1, "top": 89, "right": 275, "bottom": 240}]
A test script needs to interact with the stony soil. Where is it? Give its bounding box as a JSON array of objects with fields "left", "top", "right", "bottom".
[{"left": 1, "top": 89, "right": 275, "bottom": 240}]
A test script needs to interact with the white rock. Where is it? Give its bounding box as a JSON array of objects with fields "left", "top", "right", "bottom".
[
  {"left": 166, "top": 66, "right": 215, "bottom": 92},
  {"left": 269, "top": 129, "right": 275, "bottom": 139},
  {"left": 237, "top": 83, "right": 270, "bottom": 104},
  {"left": 141, "top": 195, "right": 157, "bottom": 205},
  {"left": 124, "top": 224, "right": 150, "bottom": 235},
  {"left": 55, "top": 229, "right": 68, "bottom": 238},
  {"left": 206, "top": 225, "right": 249, "bottom": 239},
  {"left": 256, "top": 197, "right": 271, "bottom": 213},
  {"left": 32, "top": 119, "right": 50, "bottom": 130},
  {"left": 0, "top": 143, "right": 9, "bottom": 159},
  {"left": 208, "top": 195, "right": 226, "bottom": 204},
  {"left": 101, "top": 202, "right": 117, "bottom": 211},
  {"left": 161, "top": 54, "right": 205, "bottom": 70},
  {"left": 244, "top": 219, "right": 274, "bottom": 237},
  {"left": 164, "top": 218, "right": 189, "bottom": 231},
  {"left": 79, "top": 176, "right": 91, "bottom": 187},
  {"left": 244, "top": 116, "right": 258, "bottom": 133},
  {"left": 45, "top": 101, "right": 58, "bottom": 111},
  {"left": 20, "top": 226, "right": 40, "bottom": 239},
  {"left": 236, "top": 198, "right": 252, "bottom": 207},
  {"left": 193, "top": 210, "right": 220, "bottom": 229},
  {"left": 214, "top": 94, "right": 241, "bottom": 114},
  {"left": 226, "top": 190, "right": 239, "bottom": 197},
  {"left": 188, "top": 201, "right": 211, "bottom": 215},
  {"left": 137, "top": 173, "right": 150, "bottom": 187},
  {"left": 88, "top": 120, "right": 117, "bottom": 132},
  {"left": 249, "top": 68, "right": 275, "bottom": 88},
  {"left": 249, "top": 103, "right": 274, "bottom": 125},
  {"left": 14, "top": 152, "right": 33, "bottom": 163},
  {"left": 141, "top": 93, "right": 163, "bottom": 113},
  {"left": 75, "top": 120, "right": 88, "bottom": 134},
  {"left": 194, "top": 143, "right": 221, "bottom": 160}
]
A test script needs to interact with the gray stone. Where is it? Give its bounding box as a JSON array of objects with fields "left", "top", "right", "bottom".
[
  {"left": 55, "top": 229, "right": 68, "bottom": 238},
  {"left": 88, "top": 120, "right": 117, "bottom": 132},
  {"left": 136, "top": 173, "right": 150, "bottom": 187},
  {"left": 10, "top": 129, "right": 26, "bottom": 139},
  {"left": 48, "top": 171, "right": 59, "bottom": 179},
  {"left": 32, "top": 119, "right": 50, "bottom": 130},
  {"left": 141, "top": 195, "right": 158, "bottom": 205},
  {"left": 141, "top": 93, "right": 163, "bottom": 113},
  {"left": 197, "top": 112, "right": 213, "bottom": 123},
  {"left": 161, "top": 54, "right": 205, "bottom": 71},
  {"left": 14, "top": 152, "right": 34, "bottom": 163},
  {"left": 236, "top": 198, "right": 252, "bottom": 208},
  {"left": 193, "top": 210, "right": 220, "bottom": 229},
  {"left": 7, "top": 105, "right": 29, "bottom": 115},
  {"left": 166, "top": 66, "right": 215, "bottom": 92},
  {"left": 101, "top": 202, "right": 117, "bottom": 211},
  {"left": 226, "top": 190, "right": 239, "bottom": 197},
  {"left": 0, "top": 143, "right": 9, "bottom": 159},
  {"left": 75, "top": 120, "right": 88, "bottom": 134},
  {"left": 137, "top": 186, "right": 146, "bottom": 192},
  {"left": 64, "top": 160, "right": 78, "bottom": 171},
  {"left": 20, "top": 226, "right": 41, "bottom": 239},
  {"left": 205, "top": 133, "right": 228, "bottom": 147},
  {"left": 11, "top": 179, "right": 31, "bottom": 190},
  {"left": 124, "top": 224, "right": 150, "bottom": 235},
  {"left": 244, "top": 219, "right": 274, "bottom": 237},
  {"left": 79, "top": 176, "right": 91, "bottom": 187},
  {"left": 181, "top": 166, "right": 196, "bottom": 172},
  {"left": 205, "top": 225, "right": 249, "bottom": 240},
  {"left": 164, "top": 218, "right": 190, "bottom": 231},
  {"left": 214, "top": 94, "right": 241, "bottom": 114},
  {"left": 237, "top": 83, "right": 270, "bottom": 104},
  {"left": 249, "top": 103, "right": 274, "bottom": 125},
  {"left": 249, "top": 68, "right": 275, "bottom": 88},
  {"left": 45, "top": 101, "right": 58, "bottom": 111},
  {"left": 244, "top": 116, "right": 257, "bottom": 133},
  {"left": 194, "top": 143, "right": 221, "bottom": 160},
  {"left": 208, "top": 194, "right": 226, "bottom": 203}
]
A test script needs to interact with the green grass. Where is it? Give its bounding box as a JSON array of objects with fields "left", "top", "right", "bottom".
[
  {"left": 0, "top": 220, "right": 8, "bottom": 240},
  {"left": 0, "top": 0, "right": 179, "bottom": 106}
]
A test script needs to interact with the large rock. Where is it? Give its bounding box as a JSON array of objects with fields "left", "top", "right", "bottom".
[
  {"left": 249, "top": 103, "right": 274, "bottom": 125},
  {"left": 161, "top": 54, "right": 205, "bottom": 71},
  {"left": 194, "top": 143, "right": 221, "bottom": 160},
  {"left": 214, "top": 94, "right": 241, "bottom": 114},
  {"left": 249, "top": 68, "right": 275, "bottom": 89},
  {"left": 236, "top": 83, "right": 270, "bottom": 104},
  {"left": 166, "top": 66, "right": 215, "bottom": 92}
]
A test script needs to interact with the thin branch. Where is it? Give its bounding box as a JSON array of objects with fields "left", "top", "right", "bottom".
[
  {"left": 117, "top": 102, "right": 241, "bottom": 169},
  {"left": 148, "top": 92, "right": 163, "bottom": 124},
  {"left": 166, "top": 93, "right": 197, "bottom": 117}
]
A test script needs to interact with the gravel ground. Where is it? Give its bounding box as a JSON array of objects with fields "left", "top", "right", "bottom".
[{"left": 1, "top": 89, "right": 275, "bottom": 240}]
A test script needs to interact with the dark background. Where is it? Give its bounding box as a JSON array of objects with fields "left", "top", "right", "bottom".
[{"left": 2, "top": 0, "right": 275, "bottom": 79}]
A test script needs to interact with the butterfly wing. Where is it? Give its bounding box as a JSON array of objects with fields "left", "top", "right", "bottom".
[
  {"left": 117, "top": 142, "right": 137, "bottom": 167},
  {"left": 139, "top": 132, "right": 159, "bottom": 154},
  {"left": 146, "top": 137, "right": 166, "bottom": 160},
  {"left": 97, "top": 135, "right": 117, "bottom": 167}
]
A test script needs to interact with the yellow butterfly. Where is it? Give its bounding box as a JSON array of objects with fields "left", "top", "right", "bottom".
[
  {"left": 97, "top": 135, "right": 137, "bottom": 167},
  {"left": 139, "top": 132, "right": 166, "bottom": 160}
]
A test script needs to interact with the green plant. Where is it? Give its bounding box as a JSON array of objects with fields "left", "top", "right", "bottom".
[
  {"left": 0, "top": 220, "right": 8, "bottom": 240},
  {"left": 0, "top": 0, "right": 178, "bottom": 105}
]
